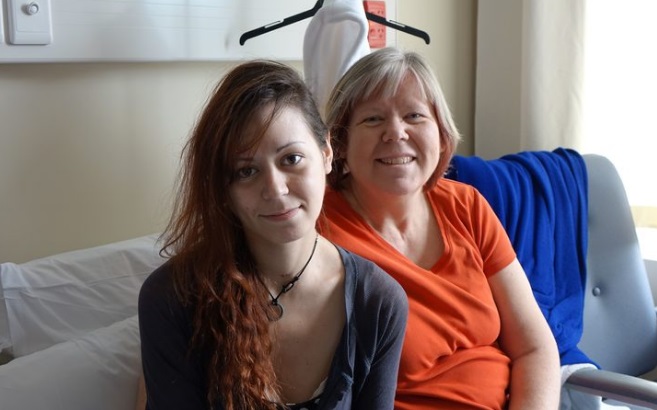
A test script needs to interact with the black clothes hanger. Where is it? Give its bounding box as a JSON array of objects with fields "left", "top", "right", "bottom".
[
  {"left": 240, "top": 0, "right": 325, "bottom": 46},
  {"left": 239, "top": 0, "right": 430, "bottom": 46},
  {"left": 365, "top": 13, "right": 430, "bottom": 45}
]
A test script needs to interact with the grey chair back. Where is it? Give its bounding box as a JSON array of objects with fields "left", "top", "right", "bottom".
[{"left": 580, "top": 154, "right": 657, "bottom": 375}]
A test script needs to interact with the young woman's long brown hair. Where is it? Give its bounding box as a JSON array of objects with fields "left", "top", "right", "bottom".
[{"left": 160, "top": 61, "right": 328, "bottom": 409}]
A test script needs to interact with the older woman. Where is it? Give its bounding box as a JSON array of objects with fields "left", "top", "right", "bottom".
[{"left": 320, "top": 47, "right": 560, "bottom": 410}]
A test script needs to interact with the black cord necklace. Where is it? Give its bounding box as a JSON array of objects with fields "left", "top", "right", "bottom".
[{"left": 260, "top": 234, "right": 319, "bottom": 321}]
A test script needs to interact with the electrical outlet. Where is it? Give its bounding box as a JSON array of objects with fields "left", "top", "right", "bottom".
[{"left": 6, "top": 0, "right": 52, "bottom": 45}]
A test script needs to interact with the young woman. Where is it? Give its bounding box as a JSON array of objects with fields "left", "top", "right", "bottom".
[{"left": 137, "top": 60, "right": 408, "bottom": 410}]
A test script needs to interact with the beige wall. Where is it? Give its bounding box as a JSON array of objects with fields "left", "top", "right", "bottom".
[{"left": 0, "top": 0, "right": 476, "bottom": 263}]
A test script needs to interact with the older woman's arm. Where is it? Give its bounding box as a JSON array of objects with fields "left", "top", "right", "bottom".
[{"left": 489, "top": 258, "right": 561, "bottom": 410}]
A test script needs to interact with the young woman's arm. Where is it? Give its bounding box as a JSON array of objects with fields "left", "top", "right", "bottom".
[
  {"left": 135, "top": 372, "right": 147, "bottom": 410},
  {"left": 138, "top": 266, "right": 212, "bottom": 410},
  {"left": 489, "top": 259, "right": 561, "bottom": 410},
  {"left": 352, "top": 262, "right": 409, "bottom": 410}
]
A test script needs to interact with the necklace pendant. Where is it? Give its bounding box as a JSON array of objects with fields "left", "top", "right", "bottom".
[
  {"left": 269, "top": 301, "right": 284, "bottom": 321},
  {"left": 259, "top": 233, "right": 319, "bottom": 322}
]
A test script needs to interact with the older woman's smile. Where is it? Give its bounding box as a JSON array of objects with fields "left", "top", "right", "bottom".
[{"left": 377, "top": 156, "right": 415, "bottom": 165}]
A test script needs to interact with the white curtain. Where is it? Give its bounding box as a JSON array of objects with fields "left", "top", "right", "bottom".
[
  {"left": 581, "top": 0, "right": 657, "bottom": 259},
  {"left": 475, "top": 0, "right": 657, "bottom": 257},
  {"left": 474, "top": 0, "right": 585, "bottom": 158}
]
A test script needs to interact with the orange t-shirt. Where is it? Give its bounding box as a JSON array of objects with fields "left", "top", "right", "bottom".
[{"left": 321, "top": 180, "right": 517, "bottom": 410}]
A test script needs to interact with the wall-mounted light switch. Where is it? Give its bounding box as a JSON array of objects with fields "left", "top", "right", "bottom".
[
  {"left": 7, "top": 0, "right": 52, "bottom": 45},
  {"left": 0, "top": 0, "right": 6, "bottom": 44}
]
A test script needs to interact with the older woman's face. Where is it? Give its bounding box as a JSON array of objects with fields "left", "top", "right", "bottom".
[{"left": 345, "top": 74, "right": 441, "bottom": 198}]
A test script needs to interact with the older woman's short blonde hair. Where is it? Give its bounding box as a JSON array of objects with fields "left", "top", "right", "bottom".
[{"left": 325, "top": 47, "right": 461, "bottom": 191}]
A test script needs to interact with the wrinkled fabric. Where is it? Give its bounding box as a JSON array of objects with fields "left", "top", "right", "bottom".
[
  {"left": 446, "top": 148, "right": 593, "bottom": 366},
  {"left": 303, "top": 0, "right": 370, "bottom": 118}
]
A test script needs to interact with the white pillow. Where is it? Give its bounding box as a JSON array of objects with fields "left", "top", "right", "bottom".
[
  {"left": 0, "top": 281, "right": 10, "bottom": 354},
  {"left": 0, "top": 234, "right": 166, "bottom": 357},
  {"left": 0, "top": 315, "right": 141, "bottom": 410}
]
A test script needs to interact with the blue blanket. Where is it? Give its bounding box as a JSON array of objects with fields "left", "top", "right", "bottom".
[{"left": 445, "top": 148, "right": 594, "bottom": 366}]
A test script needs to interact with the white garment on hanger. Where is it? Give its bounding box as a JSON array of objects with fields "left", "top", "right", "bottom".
[{"left": 303, "top": 0, "right": 371, "bottom": 119}]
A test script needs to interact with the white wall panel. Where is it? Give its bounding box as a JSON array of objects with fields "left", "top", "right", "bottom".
[{"left": 0, "top": 0, "right": 398, "bottom": 62}]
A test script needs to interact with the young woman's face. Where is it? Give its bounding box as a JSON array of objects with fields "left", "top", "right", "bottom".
[
  {"left": 229, "top": 106, "right": 332, "bottom": 246},
  {"left": 345, "top": 74, "right": 442, "bottom": 197}
]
